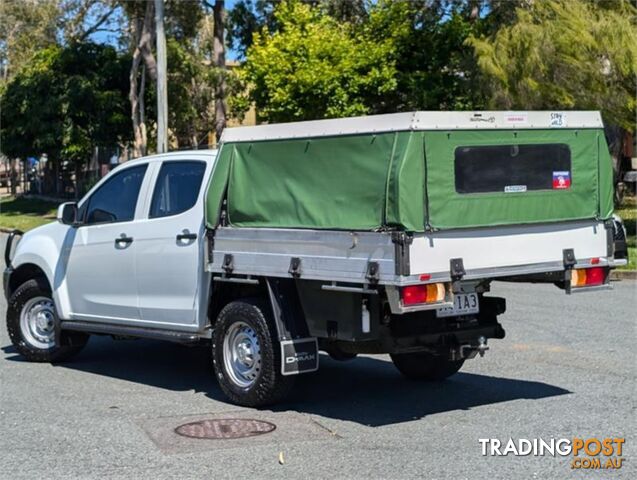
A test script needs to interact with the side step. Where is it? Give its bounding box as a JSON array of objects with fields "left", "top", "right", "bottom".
[{"left": 60, "top": 321, "right": 201, "bottom": 345}]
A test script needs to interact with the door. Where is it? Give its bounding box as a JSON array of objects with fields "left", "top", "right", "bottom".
[
  {"left": 66, "top": 164, "right": 148, "bottom": 322},
  {"left": 135, "top": 160, "right": 208, "bottom": 326}
]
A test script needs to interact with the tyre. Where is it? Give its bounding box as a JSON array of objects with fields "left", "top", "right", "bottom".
[
  {"left": 212, "top": 298, "right": 294, "bottom": 407},
  {"left": 6, "top": 279, "right": 89, "bottom": 362},
  {"left": 390, "top": 352, "right": 464, "bottom": 381}
]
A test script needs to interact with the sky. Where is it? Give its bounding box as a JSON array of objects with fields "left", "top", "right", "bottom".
[{"left": 91, "top": 0, "right": 243, "bottom": 60}]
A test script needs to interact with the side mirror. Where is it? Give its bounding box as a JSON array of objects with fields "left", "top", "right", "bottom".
[{"left": 57, "top": 202, "right": 78, "bottom": 226}]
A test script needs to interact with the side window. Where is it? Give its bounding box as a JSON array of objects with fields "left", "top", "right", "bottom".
[
  {"left": 84, "top": 164, "right": 147, "bottom": 225},
  {"left": 149, "top": 161, "right": 206, "bottom": 219},
  {"left": 454, "top": 144, "right": 571, "bottom": 194}
]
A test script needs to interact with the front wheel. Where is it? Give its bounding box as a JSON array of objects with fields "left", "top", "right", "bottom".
[
  {"left": 212, "top": 299, "right": 294, "bottom": 407},
  {"left": 390, "top": 352, "right": 464, "bottom": 381},
  {"left": 6, "top": 279, "right": 88, "bottom": 362}
]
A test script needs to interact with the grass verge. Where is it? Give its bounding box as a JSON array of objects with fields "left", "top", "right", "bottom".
[{"left": 0, "top": 196, "right": 58, "bottom": 232}]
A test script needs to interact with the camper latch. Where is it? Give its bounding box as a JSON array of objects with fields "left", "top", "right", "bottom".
[
  {"left": 289, "top": 257, "right": 302, "bottom": 278},
  {"left": 449, "top": 257, "right": 466, "bottom": 293},
  {"left": 391, "top": 232, "right": 413, "bottom": 276},
  {"left": 450, "top": 258, "right": 465, "bottom": 279},
  {"left": 366, "top": 261, "right": 380, "bottom": 284},
  {"left": 563, "top": 248, "right": 576, "bottom": 270},
  {"left": 563, "top": 248, "right": 576, "bottom": 293},
  {"left": 222, "top": 254, "right": 234, "bottom": 274}
]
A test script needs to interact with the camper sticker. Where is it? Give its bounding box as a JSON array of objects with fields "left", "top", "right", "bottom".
[
  {"left": 553, "top": 171, "right": 571, "bottom": 189},
  {"left": 504, "top": 185, "right": 527, "bottom": 193},
  {"left": 550, "top": 112, "right": 566, "bottom": 127}
]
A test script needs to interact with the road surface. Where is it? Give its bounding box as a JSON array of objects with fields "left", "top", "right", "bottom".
[{"left": 0, "top": 234, "right": 634, "bottom": 478}]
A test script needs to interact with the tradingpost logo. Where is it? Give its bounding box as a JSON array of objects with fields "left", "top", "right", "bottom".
[{"left": 479, "top": 437, "right": 625, "bottom": 470}]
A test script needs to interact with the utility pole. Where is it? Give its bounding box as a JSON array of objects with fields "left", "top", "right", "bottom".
[
  {"left": 213, "top": 0, "right": 226, "bottom": 142},
  {"left": 155, "top": 0, "right": 168, "bottom": 153}
]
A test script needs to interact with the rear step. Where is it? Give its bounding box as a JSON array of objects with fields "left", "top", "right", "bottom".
[{"left": 60, "top": 321, "right": 201, "bottom": 344}]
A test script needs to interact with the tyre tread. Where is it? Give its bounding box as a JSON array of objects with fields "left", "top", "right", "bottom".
[
  {"left": 212, "top": 298, "right": 294, "bottom": 407},
  {"left": 6, "top": 278, "right": 87, "bottom": 363}
]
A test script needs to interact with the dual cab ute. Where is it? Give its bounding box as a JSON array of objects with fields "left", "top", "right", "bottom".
[{"left": 4, "top": 111, "right": 628, "bottom": 406}]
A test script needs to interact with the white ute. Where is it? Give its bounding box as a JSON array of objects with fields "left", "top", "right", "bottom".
[{"left": 4, "top": 112, "right": 628, "bottom": 407}]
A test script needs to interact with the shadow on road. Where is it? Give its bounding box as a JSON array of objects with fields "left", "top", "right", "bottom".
[{"left": 2, "top": 336, "right": 570, "bottom": 427}]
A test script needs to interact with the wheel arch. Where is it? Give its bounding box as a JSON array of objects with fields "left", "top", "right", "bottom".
[
  {"left": 7, "top": 263, "right": 51, "bottom": 299},
  {"left": 207, "top": 279, "right": 268, "bottom": 328},
  {"left": 207, "top": 277, "right": 310, "bottom": 341}
]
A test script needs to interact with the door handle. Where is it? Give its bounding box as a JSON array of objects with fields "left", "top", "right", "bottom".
[
  {"left": 176, "top": 232, "right": 197, "bottom": 241},
  {"left": 115, "top": 235, "right": 133, "bottom": 246}
]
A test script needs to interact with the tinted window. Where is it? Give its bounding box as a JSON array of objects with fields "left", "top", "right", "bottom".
[
  {"left": 454, "top": 144, "right": 571, "bottom": 194},
  {"left": 149, "top": 161, "right": 206, "bottom": 219},
  {"left": 85, "top": 165, "right": 147, "bottom": 225}
]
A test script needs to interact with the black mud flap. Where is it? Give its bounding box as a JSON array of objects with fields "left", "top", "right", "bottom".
[{"left": 280, "top": 338, "right": 319, "bottom": 376}]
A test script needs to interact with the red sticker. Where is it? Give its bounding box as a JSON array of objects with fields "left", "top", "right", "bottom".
[{"left": 553, "top": 171, "right": 571, "bottom": 189}]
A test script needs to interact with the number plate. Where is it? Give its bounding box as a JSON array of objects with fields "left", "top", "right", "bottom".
[{"left": 436, "top": 293, "right": 479, "bottom": 318}]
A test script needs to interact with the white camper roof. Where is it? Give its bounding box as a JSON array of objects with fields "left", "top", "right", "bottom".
[{"left": 220, "top": 111, "right": 603, "bottom": 143}]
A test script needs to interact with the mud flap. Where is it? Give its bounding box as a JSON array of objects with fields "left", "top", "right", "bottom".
[
  {"left": 280, "top": 338, "right": 319, "bottom": 376},
  {"left": 265, "top": 278, "right": 319, "bottom": 376}
]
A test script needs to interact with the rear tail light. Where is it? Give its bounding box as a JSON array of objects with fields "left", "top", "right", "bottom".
[
  {"left": 401, "top": 283, "right": 446, "bottom": 306},
  {"left": 570, "top": 267, "right": 607, "bottom": 287}
]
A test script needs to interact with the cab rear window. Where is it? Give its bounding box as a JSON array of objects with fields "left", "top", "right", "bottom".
[{"left": 454, "top": 143, "right": 571, "bottom": 194}]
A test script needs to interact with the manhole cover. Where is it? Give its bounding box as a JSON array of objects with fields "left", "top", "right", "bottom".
[{"left": 174, "top": 419, "right": 276, "bottom": 440}]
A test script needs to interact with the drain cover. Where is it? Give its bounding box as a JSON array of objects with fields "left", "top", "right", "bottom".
[{"left": 174, "top": 419, "right": 276, "bottom": 440}]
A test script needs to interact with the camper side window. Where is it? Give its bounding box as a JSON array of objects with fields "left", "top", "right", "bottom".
[{"left": 454, "top": 143, "right": 571, "bottom": 194}]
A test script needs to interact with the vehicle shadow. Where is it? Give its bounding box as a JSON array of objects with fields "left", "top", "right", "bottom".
[
  {"left": 2, "top": 336, "right": 570, "bottom": 427},
  {"left": 282, "top": 356, "right": 570, "bottom": 426}
]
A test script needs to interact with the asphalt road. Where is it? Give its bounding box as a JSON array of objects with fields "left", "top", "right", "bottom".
[{"left": 0, "top": 241, "right": 635, "bottom": 478}]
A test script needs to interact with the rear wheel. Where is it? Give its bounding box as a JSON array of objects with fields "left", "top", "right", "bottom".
[
  {"left": 390, "top": 352, "right": 464, "bottom": 381},
  {"left": 212, "top": 299, "right": 294, "bottom": 407},
  {"left": 7, "top": 279, "right": 88, "bottom": 362}
]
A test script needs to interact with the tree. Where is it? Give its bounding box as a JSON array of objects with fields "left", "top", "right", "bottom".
[
  {"left": 212, "top": 0, "right": 226, "bottom": 142},
  {"left": 468, "top": 0, "right": 637, "bottom": 131},
  {"left": 122, "top": 0, "right": 157, "bottom": 157},
  {"left": 236, "top": 0, "right": 521, "bottom": 119},
  {"left": 0, "top": 43, "right": 131, "bottom": 193},
  {"left": 241, "top": 0, "right": 397, "bottom": 122},
  {"left": 226, "top": 0, "right": 368, "bottom": 58},
  {"left": 0, "top": 0, "right": 58, "bottom": 83},
  {"left": 362, "top": 0, "right": 521, "bottom": 112},
  {"left": 59, "top": 0, "right": 121, "bottom": 43},
  {"left": 121, "top": 0, "right": 214, "bottom": 155}
]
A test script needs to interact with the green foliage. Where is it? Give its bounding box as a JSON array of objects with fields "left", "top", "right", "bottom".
[
  {"left": 0, "top": 0, "right": 59, "bottom": 82},
  {"left": 365, "top": 0, "right": 490, "bottom": 111},
  {"left": 164, "top": 37, "right": 217, "bottom": 146},
  {"left": 227, "top": 0, "right": 370, "bottom": 57},
  {"left": 468, "top": 0, "right": 637, "bottom": 131},
  {"left": 226, "top": 0, "right": 273, "bottom": 58},
  {"left": 159, "top": 12, "right": 246, "bottom": 147},
  {"left": 238, "top": 0, "right": 516, "bottom": 120},
  {"left": 0, "top": 43, "right": 131, "bottom": 164},
  {"left": 241, "top": 0, "right": 397, "bottom": 122}
]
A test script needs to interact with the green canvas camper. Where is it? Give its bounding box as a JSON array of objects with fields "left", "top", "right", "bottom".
[
  {"left": 206, "top": 111, "right": 614, "bottom": 233},
  {"left": 202, "top": 111, "right": 625, "bottom": 386}
]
